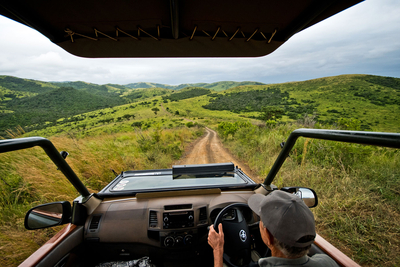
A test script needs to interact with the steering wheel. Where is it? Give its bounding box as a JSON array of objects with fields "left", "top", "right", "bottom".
[{"left": 213, "top": 203, "right": 252, "bottom": 267}]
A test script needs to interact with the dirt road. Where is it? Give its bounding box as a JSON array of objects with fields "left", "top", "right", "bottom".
[{"left": 174, "top": 127, "right": 261, "bottom": 181}]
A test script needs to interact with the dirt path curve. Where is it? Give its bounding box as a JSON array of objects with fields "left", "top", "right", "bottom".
[{"left": 174, "top": 127, "right": 261, "bottom": 181}]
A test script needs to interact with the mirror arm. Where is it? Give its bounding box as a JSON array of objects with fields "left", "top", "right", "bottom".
[
  {"left": 263, "top": 129, "right": 400, "bottom": 186},
  {"left": 71, "top": 201, "right": 87, "bottom": 225}
]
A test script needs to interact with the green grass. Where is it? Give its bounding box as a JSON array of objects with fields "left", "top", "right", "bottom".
[
  {"left": 1, "top": 73, "right": 399, "bottom": 266},
  {"left": 201, "top": 74, "right": 400, "bottom": 132},
  {"left": 217, "top": 123, "right": 400, "bottom": 266},
  {"left": 0, "top": 125, "right": 204, "bottom": 266}
]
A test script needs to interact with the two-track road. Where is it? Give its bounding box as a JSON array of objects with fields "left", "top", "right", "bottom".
[{"left": 174, "top": 127, "right": 261, "bottom": 182}]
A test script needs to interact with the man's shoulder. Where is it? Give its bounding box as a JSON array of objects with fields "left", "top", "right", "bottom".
[
  {"left": 258, "top": 254, "right": 338, "bottom": 267},
  {"left": 308, "top": 254, "right": 339, "bottom": 266}
]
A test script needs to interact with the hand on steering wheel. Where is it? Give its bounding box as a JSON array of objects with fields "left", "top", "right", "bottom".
[{"left": 213, "top": 203, "right": 252, "bottom": 267}]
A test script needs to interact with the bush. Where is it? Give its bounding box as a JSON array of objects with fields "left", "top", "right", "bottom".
[
  {"left": 217, "top": 121, "right": 253, "bottom": 139},
  {"left": 337, "top": 117, "right": 361, "bottom": 131}
]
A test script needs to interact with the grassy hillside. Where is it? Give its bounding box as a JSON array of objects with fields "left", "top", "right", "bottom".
[
  {"left": 0, "top": 126, "right": 204, "bottom": 266},
  {"left": 124, "top": 81, "right": 265, "bottom": 91},
  {"left": 0, "top": 75, "right": 399, "bottom": 266},
  {"left": 124, "top": 81, "right": 172, "bottom": 89},
  {"left": 0, "top": 75, "right": 58, "bottom": 94},
  {"left": 202, "top": 81, "right": 266, "bottom": 91},
  {"left": 121, "top": 87, "right": 173, "bottom": 102},
  {"left": 162, "top": 87, "right": 212, "bottom": 102},
  {"left": 3, "top": 74, "right": 395, "bottom": 138},
  {"left": 0, "top": 76, "right": 265, "bottom": 136},
  {"left": 50, "top": 81, "right": 129, "bottom": 97},
  {"left": 202, "top": 75, "right": 400, "bottom": 132},
  {"left": 215, "top": 122, "right": 399, "bottom": 266},
  {"left": 0, "top": 87, "right": 126, "bottom": 135}
]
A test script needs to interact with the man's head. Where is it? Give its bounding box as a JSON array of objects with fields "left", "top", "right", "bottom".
[{"left": 248, "top": 190, "right": 316, "bottom": 257}]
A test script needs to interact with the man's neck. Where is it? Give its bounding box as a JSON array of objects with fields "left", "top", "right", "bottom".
[{"left": 270, "top": 246, "right": 288, "bottom": 258}]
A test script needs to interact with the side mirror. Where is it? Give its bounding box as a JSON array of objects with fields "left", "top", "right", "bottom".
[
  {"left": 24, "top": 201, "right": 71, "bottom": 230},
  {"left": 280, "top": 187, "right": 318, "bottom": 208}
]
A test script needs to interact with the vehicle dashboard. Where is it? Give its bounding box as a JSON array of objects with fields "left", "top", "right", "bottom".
[{"left": 85, "top": 189, "right": 257, "bottom": 249}]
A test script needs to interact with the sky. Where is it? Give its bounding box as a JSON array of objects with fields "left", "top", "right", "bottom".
[{"left": 0, "top": 0, "right": 399, "bottom": 86}]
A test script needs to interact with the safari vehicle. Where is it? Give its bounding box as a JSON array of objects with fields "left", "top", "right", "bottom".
[
  {"left": 1, "top": 1, "right": 398, "bottom": 267},
  {"left": 2, "top": 130, "right": 399, "bottom": 267}
]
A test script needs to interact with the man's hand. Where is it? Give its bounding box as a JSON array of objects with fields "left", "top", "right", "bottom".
[{"left": 208, "top": 223, "right": 224, "bottom": 267}]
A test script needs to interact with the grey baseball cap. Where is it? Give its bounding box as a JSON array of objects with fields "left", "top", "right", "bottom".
[{"left": 248, "top": 190, "right": 316, "bottom": 247}]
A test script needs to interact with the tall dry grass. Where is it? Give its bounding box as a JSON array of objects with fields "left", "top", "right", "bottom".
[
  {"left": 0, "top": 126, "right": 203, "bottom": 266},
  {"left": 221, "top": 123, "right": 400, "bottom": 266}
]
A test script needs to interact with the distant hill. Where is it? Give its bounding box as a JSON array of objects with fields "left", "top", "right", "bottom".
[
  {"left": 203, "top": 74, "right": 400, "bottom": 131},
  {"left": 0, "top": 76, "right": 265, "bottom": 135},
  {"left": 0, "top": 75, "right": 58, "bottom": 94},
  {"left": 162, "top": 87, "right": 212, "bottom": 102},
  {"left": 0, "top": 87, "right": 124, "bottom": 133},
  {"left": 124, "top": 81, "right": 265, "bottom": 91},
  {"left": 1, "top": 74, "right": 399, "bottom": 135},
  {"left": 122, "top": 88, "right": 174, "bottom": 102}
]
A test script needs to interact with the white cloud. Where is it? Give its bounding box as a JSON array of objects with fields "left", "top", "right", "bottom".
[{"left": 0, "top": 0, "right": 399, "bottom": 85}]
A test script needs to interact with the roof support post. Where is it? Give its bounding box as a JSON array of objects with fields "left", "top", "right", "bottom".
[{"left": 170, "top": 0, "right": 179, "bottom": 39}]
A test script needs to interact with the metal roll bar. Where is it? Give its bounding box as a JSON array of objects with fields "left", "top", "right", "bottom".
[
  {"left": 264, "top": 129, "right": 400, "bottom": 185},
  {"left": 0, "top": 137, "right": 90, "bottom": 197}
]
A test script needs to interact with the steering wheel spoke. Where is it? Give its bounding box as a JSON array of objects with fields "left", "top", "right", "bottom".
[{"left": 214, "top": 203, "right": 252, "bottom": 267}]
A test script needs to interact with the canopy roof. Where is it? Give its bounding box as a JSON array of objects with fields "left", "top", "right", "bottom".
[{"left": 0, "top": 0, "right": 362, "bottom": 58}]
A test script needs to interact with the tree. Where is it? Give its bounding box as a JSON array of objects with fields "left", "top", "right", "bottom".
[
  {"left": 260, "top": 106, "right": 284, "bottom": 121},
  {"left": 151, "top": 107, "right": 160, "bottom": 115}
]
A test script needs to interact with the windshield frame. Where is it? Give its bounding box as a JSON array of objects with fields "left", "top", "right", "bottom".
[{"left": 98, "top": 167, "right": 257, "bottom": 197}]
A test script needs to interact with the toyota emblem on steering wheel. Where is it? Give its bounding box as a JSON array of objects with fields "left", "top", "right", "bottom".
[{"left": 239, "top": 230, "right": 247, "bottom": 242}]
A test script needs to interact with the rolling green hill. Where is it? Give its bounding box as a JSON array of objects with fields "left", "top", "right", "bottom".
[
  {"left": 122, "top": 88, "right": 174, "bottom": 102},
  {"left": 202, "top": 74, "right": 400, "bottom": 132},
  {"left": 1, "top": 74, "right": 399, "bottom": 137},
  {"left": 0, "top": 87, "right": 125, "bottom": 134},
  {"left": 0, "top": 75, "right": 398, "bottom": 267},
  {"left": 0, "top": 75, "right": 58, "bottom": 94},
  {"left": 124, "top": 81, "right": 265, "bottom": 91},
  {"left": 202, "top": 81, "right": 266, "bottom": 91},
  {"left": 162, "top": 87, "right": 212, "bottom": 102}
]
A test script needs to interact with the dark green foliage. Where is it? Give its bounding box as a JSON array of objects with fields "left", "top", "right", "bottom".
[
  {"left": 0, "top": 75, "right": 56, "bottom": 94},
  {"left": 203, "top": 88, "right": 318, "bottom": 118},
  {"left": 203, "top": 88, "right": 290, "bottom": 112},
  {"left": 50, "top": 81, "right": 123, "bottom": 99},
  {"left": 217, "top": 121, "right": 253, "bottom": 139},
  {"left": 260, "top": 106, "right": 285, "bottom": 121},
  {"left": 336, "top": 117, "right": 361, "bottom": 130},
  {"left": 360, "top": 75, "right": 400, "bottom": 91},
  {"left": 0, "top": 87, "right": 123, "bottom": 133},
  {"left": 162, "top": 87, "right": 212, "bottom": 101},
  {"left": 132, "top": 121, "right": 143, "bottom": 128},
  {"left": 186, "top": 122, "right": 196, "bottom": 128}
]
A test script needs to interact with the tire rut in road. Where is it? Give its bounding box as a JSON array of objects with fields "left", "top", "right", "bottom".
[{"left": 174, "top": 127, "right": 261, "bottom": 182}]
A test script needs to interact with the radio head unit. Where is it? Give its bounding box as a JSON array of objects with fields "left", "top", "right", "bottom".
[{"left": 163, "top": 211, "right": 194, "bottom": 229}]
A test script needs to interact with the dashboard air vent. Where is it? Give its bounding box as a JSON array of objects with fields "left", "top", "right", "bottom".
[
  {"left": 149, "top": 210, "right": 158, "bottom": 227},
  {"left": 199, "top": 207, "right": 207, "bottom": 223},
  {"left": 89, "top": 214, "right": 102, "bottom": 231}
]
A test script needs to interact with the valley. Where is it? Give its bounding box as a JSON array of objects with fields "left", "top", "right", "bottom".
[{"left": 0, "top": 74, "right": 399, "bottom": 266}]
